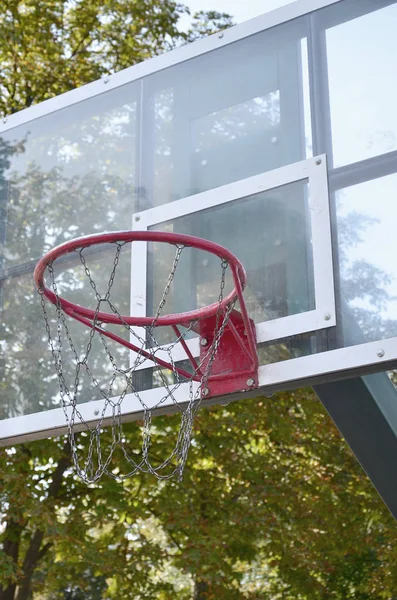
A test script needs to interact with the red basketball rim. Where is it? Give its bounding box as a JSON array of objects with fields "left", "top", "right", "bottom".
[{"left": 34, "top": 230, "right": 247, "bottom": 327}]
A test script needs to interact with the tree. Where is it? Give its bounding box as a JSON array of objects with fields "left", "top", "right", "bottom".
[
  {"left": 0, "top": 1, "right": 233, "bottom": 116},
  {"left": 2, "top": 392, "right": 397, "bottom": 599}
]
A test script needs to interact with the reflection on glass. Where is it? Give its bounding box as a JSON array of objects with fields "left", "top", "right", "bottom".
[
  {"left": 149, "top": 181, "right": 315, "bottom": 330},
  {"left": 0, "top": 243, "right": 132, "bottom": 418},
  {"left": 336, "top": 174, "right": 397, "bottom": 345},
  {"left": 190, "top": 92, "right": 281, "bottom": 193},
  {"left": 327, "top": 2, "right": 397, "bottom": 167},
  {"left": 0, "top": 85, "right": 138, "bottom": 269},
  {"left": 140, "top": 19, "right": 310, "bottom": 208},
  {"left": 0, "top": 86, "right": 138, "bottom": 418}
]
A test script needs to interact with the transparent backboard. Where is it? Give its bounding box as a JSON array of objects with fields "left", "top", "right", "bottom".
[{"left": 1, "top": 0, "right": 397, "bottom": 443}]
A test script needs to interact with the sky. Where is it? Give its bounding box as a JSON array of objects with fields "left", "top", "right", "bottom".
[{"left": 183, "top": 0, "right": 296, "bottom": 25}]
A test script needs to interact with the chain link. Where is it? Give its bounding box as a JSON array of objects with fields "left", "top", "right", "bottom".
[{"left": 39, "top": 240, "right": 236, "bottom": 482}]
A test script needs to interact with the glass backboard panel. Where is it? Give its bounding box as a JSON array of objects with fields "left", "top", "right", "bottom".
[
  {"left": 0, "top": 244, "right": 132, "bottom": 418},
  {"left": 0, "top": 85, "right": 138, "bottom": 270},
  {"left": 138, "top": 18, "right": 310, "bottom": 209},
  {"left": 148, "top": 181, "right": 315, "bottom": 325}
]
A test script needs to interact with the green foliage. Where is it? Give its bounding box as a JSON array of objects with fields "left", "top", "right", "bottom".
[
  {"left": 2, "top": 392, "right": 397, "bottom": 599},
  {"left": 0, "top": 550, "right": 19, "bottom": 588},
  {"left": 183, "top": 10, "right": 234, "bottom": 42},
  {"left": 0, "top": 0, "right": 233, "bottom": 115}
]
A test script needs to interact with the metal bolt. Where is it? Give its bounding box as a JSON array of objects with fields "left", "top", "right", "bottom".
[
  {"left": 315, "top": 158, "right": 322, "bottom": 165},
  {"left": 324, "top": 312, "right": 331, "bottom": 321},
  {"left": 200, "top": 337, "right": 208, "bottom": 346},
  {"left": 135, "top": 215, "right": 140, "bottom": 221},
  {"left": 103, "top": 76, "right": 109, "bottom": 84},
  {"left": 94, "top": 409, "right": 99, "bottom": 416},
  {"left": 377, "top": 349, "right": 385, "bottom": 358},
  {"left": 218, "top": 32, "right": 224, "bottom": 39},
  {"left": 246, "top": 378, "right": 255, "bottom": 387},
  {"left": 202, "top": 387, "right": 210, "bottom": 397},
  {"left": 2, "top": 117, "right": 7, "bottom": 124}
]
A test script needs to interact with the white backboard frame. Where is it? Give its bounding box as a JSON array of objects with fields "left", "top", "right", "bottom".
[{"left": 129, "top": 155, "right": 335, "bottom": 370}]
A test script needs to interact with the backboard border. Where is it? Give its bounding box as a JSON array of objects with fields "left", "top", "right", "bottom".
[{"left": 130, "top": 155, "right": 335, "bottom": 370}]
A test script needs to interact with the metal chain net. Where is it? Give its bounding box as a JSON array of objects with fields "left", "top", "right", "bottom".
[{"left": 38, "top": 240, "right": 236, "bottom": 483}]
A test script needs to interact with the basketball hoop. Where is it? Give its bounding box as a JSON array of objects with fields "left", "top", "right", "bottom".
[{"left": 35, "top": 231, "right": 258, "bottom": 482}]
